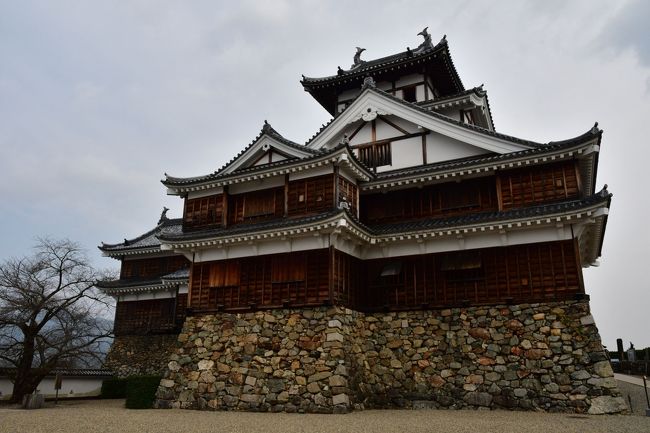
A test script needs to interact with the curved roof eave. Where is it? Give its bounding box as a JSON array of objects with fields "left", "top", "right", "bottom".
[
  {"left": 163, "top": 121, "right": 314, "bottom": 187},
  {"left": 301, "top": 37, "right": 464, "bottom": 93},
  {"left": 162, "top": 144, "right": 373, "bottom": 191}
]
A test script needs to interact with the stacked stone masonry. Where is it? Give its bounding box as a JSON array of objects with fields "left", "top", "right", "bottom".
[
  {"left": 154, "top": 300, "right": 626, "bottom": 414},
  {"left": 106, "top": 334, "right": 179, "bottom": 378}
]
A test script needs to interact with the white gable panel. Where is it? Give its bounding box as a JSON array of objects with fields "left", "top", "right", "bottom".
[
  {"left": 386, "top": 116, "right": 421, "bottom": 134},
  {"left": 426, "top": 131, "right": 491, "bottom": 164},
  {"left": 223, "top": 135, "right": 310, "bottom": 174},
  {"left": 308, "top": 90, "right": 531, "bottom": 155},
  {"left": 252, "top": 151, "right": 288, "bottom": 166},
  {"left": 375, "top": 136, "right": 423, "bottom": 173},
  {"left": 347, "top": 123, "right": 372, "bottom": 146}
]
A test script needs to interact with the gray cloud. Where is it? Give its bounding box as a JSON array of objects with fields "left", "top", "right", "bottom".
[{"left": 598, "top": 0, "right": 650, "bottom": 66}]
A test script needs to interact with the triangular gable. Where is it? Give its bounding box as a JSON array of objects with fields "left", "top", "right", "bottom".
[
  {"left": 250, "top": 149, "right": 290, "bottom": 167},
  {"left": 306, "top": 87, "right": 536, "bottom": 155},
  {"left": 221, "top": 123, "right": 314, "bottom": 175}
]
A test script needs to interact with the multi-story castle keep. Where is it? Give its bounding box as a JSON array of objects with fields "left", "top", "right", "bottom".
[{"left": 98, "top": 30, "right": 626, "bottom": 414}]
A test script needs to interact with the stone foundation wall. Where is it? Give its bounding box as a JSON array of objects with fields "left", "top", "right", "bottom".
[
  {"left": 106, "top": 334, "right": 179, "bottom": 378},
  {"left": 155, "top": 301, "right": 626, "bottom": 414}
]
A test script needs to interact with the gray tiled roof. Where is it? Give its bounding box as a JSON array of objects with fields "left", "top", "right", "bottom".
[
  {"left": 99, "top": 218, "right": 182, "bottom": 253},
  {"left": 301, "top": 37, "right": 463, "bottom": 93},
  {"left": 0, "top": 368, "right": 113, "bottom": 378},
  {"left": 365, "top": 190, "right": 612, "bottom": 235},
  {"left": 158, "top": 190, "right": 611, "bottom": 243},
  {"left": 158, "top": 209, "right": 342, "bottom": 242},
  {"left": 95, "top": 277, "right": 163, "bottom": 289},
  {"left": 163, "top": 143, "right": 372, "bottom": 187},
  {"left": 163, "top": 121, "right": 317, "bottom": 186},
  {"left": 162, "top": 268, "right": 190, "bottom": 281},
  {"left": 369, "top": 127, "right": 601, "bottom": 183}
]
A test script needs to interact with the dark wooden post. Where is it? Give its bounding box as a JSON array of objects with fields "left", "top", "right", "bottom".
[
  {"left": 284, "top": 174, "right": 289, "bottom": 217},
  {"left": 222, "top": 186, "right": 229, "bottom": 228}
]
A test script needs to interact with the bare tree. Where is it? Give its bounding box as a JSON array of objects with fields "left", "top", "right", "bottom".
[{"left": 0, "top": 238, "right": 114, "bottom": 404}]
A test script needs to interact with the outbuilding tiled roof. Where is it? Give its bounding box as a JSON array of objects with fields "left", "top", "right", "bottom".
[
  {"left": 0, "top": 368, "right": 114, "bottom": 378},
  {"left": 99, "top": 218, "right": 182, "bottom": 254}
]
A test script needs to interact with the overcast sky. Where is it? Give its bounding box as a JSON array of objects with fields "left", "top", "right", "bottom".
[{"left": 1, "top": 1, "right": 649, "bottom": 349}]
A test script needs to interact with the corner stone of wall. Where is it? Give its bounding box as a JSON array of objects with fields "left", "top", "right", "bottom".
[
  {"left": 154, "top": 301, "right": 626, "bottom": 414},
  {"left": 105, "top": 334, "right": 179, "bottom": 378}
]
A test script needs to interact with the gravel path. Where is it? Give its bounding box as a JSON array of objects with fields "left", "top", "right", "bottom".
[
  {"left": 1, "top": 399, "right": 649, "bottom": 433},
  {"left": 617, "top": 380, "right": 650, "bottom": 416}
]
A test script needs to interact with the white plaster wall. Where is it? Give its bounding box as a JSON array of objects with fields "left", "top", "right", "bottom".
[
  {"left": 347, "top": 123, "right": 372, "bottom": 145},
  {"left": 362, "top": 226, "right": 575, "bottom": 260},
  {"left": 0, "top": 377, "right": 106, "bottom": 400},
  {"left": 338, "top": 167, "right": 357, "bottom": 183},
  {"left": 0, "top": 378, "right": 13, "bottom": 399},
  {"left": 118, "top": 289, "right": 178, "bottom": 302},
  {"left": 122, "top": 252, "right": 177, "bottom": 262},
  {"left": 379, "top": 137, "right": 423, "bottom": 172},
  {"left": 195, "top": 235, "right": 331, "bottom": 262},
  {"left": 386, "top": 116, "right": 420, "bottom": 134},
  {"left": 377, "top": 81, "right": 392, "bottom": 91},
  {"left": 434, "top": 107, "right": 462, "bottom": 121},
  {"left": 375, "top": 119, "right": 401, "bottom": 140},
  {"left": 229, "top": 175, "right": 284, "bottom": 194},
  {"left": 395, "top": 73, "right": 423, "bottom": 88},
  {"left": 271, "top": 152, "right": 287, "bottom": 163},
  {"left": 188, "top": 187, "right": 224, "bottom": 199},
  {"left": 289, "top": 165, "right": 333, "bottom": 181},
  {"left": 425, "top": 131, "right": 490, "bottom": 164},
  {"left": 416, "top": 84, "right": 426, "bottom": 102},
  {"left": 338, "top": 88, "right": 360, "bottom": 102}
]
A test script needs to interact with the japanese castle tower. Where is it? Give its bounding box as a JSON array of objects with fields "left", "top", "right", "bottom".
[{"left": 98, "top": 30, "right": 626, "bottom": 414}]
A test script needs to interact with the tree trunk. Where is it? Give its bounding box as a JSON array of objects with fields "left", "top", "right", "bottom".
[
  {"left": 10, "top": 333, "right": 37, "bottom": 404},
  {"left": 11, "top": 375, "right": 43, "bottom": 404}
]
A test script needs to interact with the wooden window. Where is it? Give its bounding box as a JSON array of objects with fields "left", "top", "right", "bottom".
[
  {"left": 498, "top": 161, "right": 579, "bottom": 210},
  {"left": 338, "top": 176, "right": 358, "bottom": 215},
  {"left": 120, "top": 256, "right": 188, "bottom": 279},
  {"left": 440, "top": 183, "right": 481, "bottom": 211},
  {"left": 288, "top": 174, "right": 334, "bottom": 217},
  {"left": 208, "top": 262, "right": 240, "bottom": 287},
  {"left": 402, "top": 86, "right": 417, "bottom": 103},
  {"left": 243, "top": 190, "right": 276, "bottom": 219},
  {"left": 228, "top": 187, "right": 284, "bottom": 225},
  {"left": 358, "top": 142, "right": 392, "bottom": 169},
  {"left": 184, "top": 194, "right": 223, "bottom": 230},
  {"left": 272, "top": 254, "right": 306, "bottom": 283},
  {"left": 360, "top": 177, "right": 497, "bottom": 224}
]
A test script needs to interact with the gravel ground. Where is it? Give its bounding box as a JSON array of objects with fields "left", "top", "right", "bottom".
[
  {"left": 617, "top": 380, "right": 650, "bottom": 416},
  {"left": 1, "top": 399, "right": 649, "bottom": 433}
]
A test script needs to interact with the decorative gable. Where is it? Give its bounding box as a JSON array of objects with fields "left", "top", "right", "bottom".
[
  {"left": 305, "top": 86, "right": 533, "bottom": 173},
  {"left": 219, "top": 121, "right": 314, "bottom": 175}
]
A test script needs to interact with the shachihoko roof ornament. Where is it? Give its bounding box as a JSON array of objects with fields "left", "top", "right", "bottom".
[
  {"left": 416, "top": 27, "right": 435, "bottom": 53},
  {"left": 351, "top": 47, "right": 366, "bottom": 69}
]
